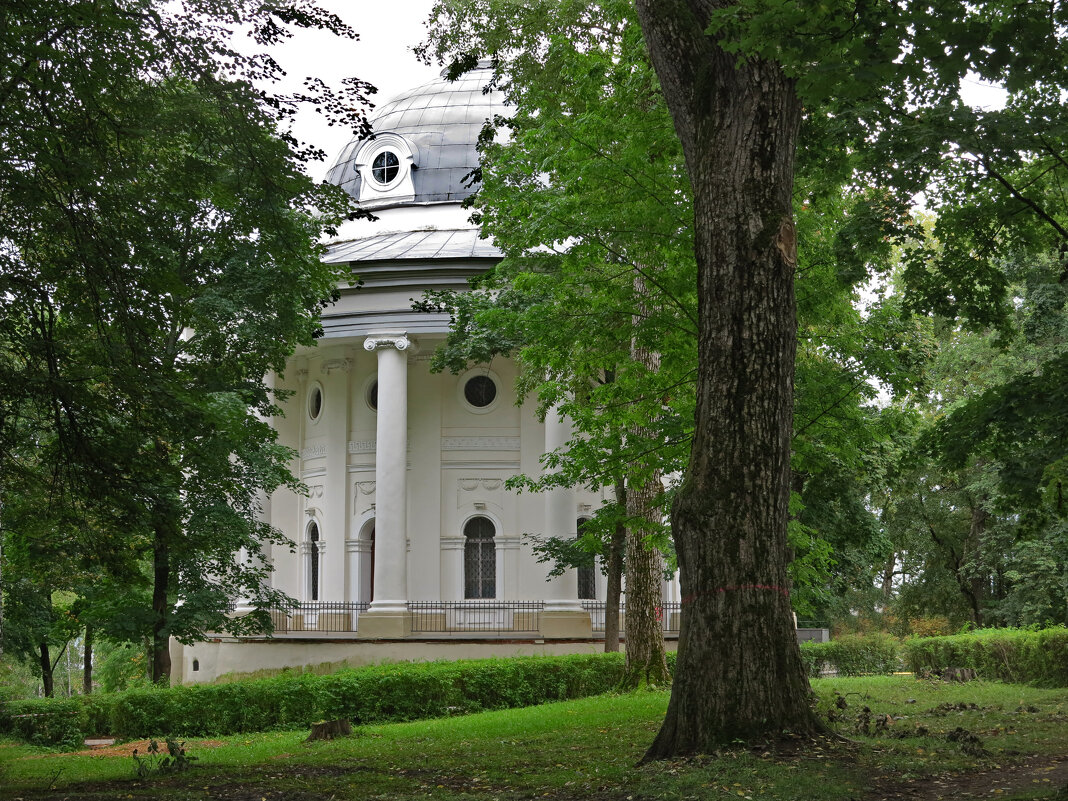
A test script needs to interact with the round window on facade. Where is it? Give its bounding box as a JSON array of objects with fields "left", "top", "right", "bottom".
[
  {"left": 367, "top": 380, "right": 379, "bottom": 412},
  {"left": 464, "top": 375, "right": 497, "bottom": 409},
  {"left": 371, "top": 151, "right": 400, "bottom": 185},
  {"left": 308, "top": 384, "right": 324, "bottom": 422}
]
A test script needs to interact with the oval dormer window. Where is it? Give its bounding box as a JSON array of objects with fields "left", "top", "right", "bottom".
[{"left": 371, "top": 151, "right": 400, "bottom": 185}]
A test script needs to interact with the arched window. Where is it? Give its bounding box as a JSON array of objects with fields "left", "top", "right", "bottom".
[
  {"left": 577, "top": 517, "right": 596, "bottom": 600},
  {"left": 360, "top": 523, "right": 375, "bottom": 605},
  {"left": 463, "top": 516, "right": 496, "bottom": 599},
  {"left": 308, "top": 521, "right": 321, "bottom": 601}
]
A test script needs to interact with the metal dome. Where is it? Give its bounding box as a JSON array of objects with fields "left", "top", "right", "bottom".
[{"left": 325, "top": 62, "right": 505, "bottom": 209}]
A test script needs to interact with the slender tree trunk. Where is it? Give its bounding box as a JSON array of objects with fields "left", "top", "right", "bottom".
[
  {"left": 622, "top": 466, "right": 670, "bottom": 687},
  {"left": 83, "top": 625, "right": 93, "bottom": 695},
  {"left": 635, "top": 0, "right": 825, "bottom": 756},
  {"left": 604, "top": 480, "right": 626, "bottom": 653},
  {"left": 965, "top": 501, "right": 988, "bottom": 626},
  {"left": 39, "top": 642, "right": 54, "bottom": 698},
  {"left": 621, "top": 275, "right": 669, "bottom": 686},
  {"left": 151, "top": 530, "right": 172, "bottom": 684},
  {"left": 881, "top": 554, "right": 898, "bottom": 601}
]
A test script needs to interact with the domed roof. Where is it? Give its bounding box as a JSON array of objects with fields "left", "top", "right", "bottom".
[{"left": 325, "top": 62, "right": 505, "bottom": 209}]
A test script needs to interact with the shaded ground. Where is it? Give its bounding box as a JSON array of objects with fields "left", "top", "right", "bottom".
[
  {"left": 10, "top": 745, "right": 1068, "bottom": 801},
  {"left": 864, "top": 755, "right": 1068, "bottom": 801},
  {"left": 20, "top": 740, "right": 226, "bottom": 760},
  {"left": 5, "top": 678, "right": 1068, "bottom": 801}
]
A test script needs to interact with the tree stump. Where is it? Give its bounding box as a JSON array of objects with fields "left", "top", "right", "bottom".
[
  {"left": 306, "top": 719, "right": 352, "bottom": 742},
  {"left": 942, "top": 667, "right": 977, "bottom": 682}
]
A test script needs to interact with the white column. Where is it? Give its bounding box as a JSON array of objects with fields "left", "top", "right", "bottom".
[
  {"left": 543, "top": 406, "right": 583, "bottom": 612},
  {"left": 364, "top": 334, "right": 412, "bottom": 615}
]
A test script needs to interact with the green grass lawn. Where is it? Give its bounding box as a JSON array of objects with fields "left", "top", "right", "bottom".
[{"left": 3, "top": 676, "right": 1068, "bottom": 800}]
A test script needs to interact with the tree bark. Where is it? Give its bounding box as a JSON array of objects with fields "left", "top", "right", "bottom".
[
  {"left": 151, "top": 528, "right": 172, "bottom": 684},
  {"left": 623, "top": 466, "right": 670, "bottom": 687},
  {"left": 83, "top": 624, "right": 93, "bottom": 695},
  {"left": 964, "top": 500, "right": 987, "bottom": 626},
  {"left": 39, "top": 641, "right": 54, "bottom": 698},
  {"left": 635, "top": 0, "right": 825, "bottom": 756},
  {"left": 604, "top": 480, "right": 626, "bottom": 653},
  {"left": 622, "top": 275, "right": 670, "bottom": 686}
]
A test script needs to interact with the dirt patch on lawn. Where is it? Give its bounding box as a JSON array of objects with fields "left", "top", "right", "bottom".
[
  {"left": 865, "top": 755, "right": 1068, "bottom": 800},
  {"left": 17, "top": 739, "right": 225, "bottom": 760}
]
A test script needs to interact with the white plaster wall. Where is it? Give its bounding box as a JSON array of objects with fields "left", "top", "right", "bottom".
[
  {"left": 408, "top": 353, "right": 443, "bottom": 601},
  {"left": 266, "top": 344, "right": 612, "bottom": 606},
  {"left": 179, "top": 637, "right": 677, "bottom": 686}
]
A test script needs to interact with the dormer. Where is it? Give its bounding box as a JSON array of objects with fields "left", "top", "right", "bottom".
[{"left": 352, "top": 133, "right": 417, "bottom": 208}]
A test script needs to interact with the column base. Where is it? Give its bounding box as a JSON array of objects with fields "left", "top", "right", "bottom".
[
  {"left": 538, "top": 610, "right": 593, "bottom": 639},
  {"left": 357, "top": 609, "right": 412, "bottom": 639}
]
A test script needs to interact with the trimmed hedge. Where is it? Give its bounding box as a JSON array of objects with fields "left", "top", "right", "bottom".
[
  {"left": 901, "top": 627, "right": 1068, "bottom": 687},
  {"left": 1, "top": 653, "right": 628, "bottom": 745},
  {"left": 800, "top": 633, "right": 900, "bottom": 677}
]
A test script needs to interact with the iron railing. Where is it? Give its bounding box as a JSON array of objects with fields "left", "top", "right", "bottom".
[
  {"left": 409, "top": 601, "right": 544, "bottom": 633},
  {"left": 267, "top": 601, "right": 370, "bottom": 634},
  {"left": 582, "top": 601, "right": 682, "bottom": 635}
]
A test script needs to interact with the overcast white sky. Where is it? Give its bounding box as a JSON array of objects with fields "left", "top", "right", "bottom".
[
  {"left": 266, "top": 0, "right": 440, "bottom": 180},
  {"left": 262, "top": 2, "right": 1007, "bottom": 181}
]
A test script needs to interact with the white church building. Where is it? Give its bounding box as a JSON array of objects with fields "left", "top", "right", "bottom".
[{"left": 176, "top": 63, "right": 682, "bottom": 683}]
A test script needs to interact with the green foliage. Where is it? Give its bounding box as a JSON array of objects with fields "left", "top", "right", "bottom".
[
  {"left": 0, "top": 0, "right": 366, "bottom": 682},
  {"left": 901, "top": 627, "right": 1068, "bottom": 686},
  {"left": 2, "top": 697, "right": 89, "bottom": 749},
  {"left": 422, "top": 3, "right": 917, "bottom": 618},
  {"left": 95, "top": 640, "right": 151, "bottom": 694},
  {"left": 131, "top": 738, "right": 197, "bottom": 777},
  {"left": 1, "top": 653, "right": 630, "bottom": 743},
  {"left": 799, "top": 634, "right": 901, "bottom": 678}
]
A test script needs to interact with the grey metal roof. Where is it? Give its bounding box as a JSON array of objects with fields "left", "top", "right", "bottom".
[
  {"left": 324, "top": 228, "right": 502, "bottom": 264},
  {"left": 325, "top": 62, "right": 506, "bottom": 208}
]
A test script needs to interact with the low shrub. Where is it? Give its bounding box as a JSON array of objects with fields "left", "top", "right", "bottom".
[
  {"left": 800, "top": 633, "right": 900, "bottom": 677},
  {"left": 1, "top": 652, "right": 628, "bottom": 744},
  {"left": 901, "top": 627, "right": 1068, "bottom": 686},
  {"left": 3, "top": 697, "right": 88, "bottom": 749}
]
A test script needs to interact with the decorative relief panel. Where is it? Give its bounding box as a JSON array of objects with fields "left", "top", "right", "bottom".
[
  {"left": 301, "top": 445, "right": 327, "bottom": 459},
  {"left": 348, "top": 440, "right": 376, "bottom": 454},
  {"left": 355, "top": 481, "right": 376, "bottom": 496},
  {"left": 441, "top": 436, "right": 520, "bottom": 451},
  {"left": 458, "top": 478, "right": 504, "bottom": 491},
  {"left": 320, "top": 357, "right": 353, "bottom": 374},
  {"left": 307, "top": 485, "right": 324, "bottom": 499}
]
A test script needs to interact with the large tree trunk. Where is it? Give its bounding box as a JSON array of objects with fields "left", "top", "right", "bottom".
[
  {"left": 83, "top": 624, "right": 93, "bottom": 695},
  {"left": 604, "top": 480, "right": 626, "bottom": 653},
  {"left": 151, "top": 531, "right": 172, "bottom": 684},
  {"left": 635, "top": 0, "right": 825, "bottom": 756},
  {"left": 38, "top": 641, "right": 54, "bottom": 697}
]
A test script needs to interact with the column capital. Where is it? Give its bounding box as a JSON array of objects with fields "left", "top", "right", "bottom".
[{"left": 363, "top": 333, "right": 417, "bottom": 353}]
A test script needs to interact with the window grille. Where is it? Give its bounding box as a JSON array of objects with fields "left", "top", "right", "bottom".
[
  {"left": 577, "top": 518, "right": 596, "bottom": 600},
  {"left": 309, "top": 522, "right": 320, "bottom": 601},
  {"left": 463, "top": 516, "right": 496, "bottom": 599}
]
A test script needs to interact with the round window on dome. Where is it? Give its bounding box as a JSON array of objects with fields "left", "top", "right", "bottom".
[
  {"left": 464, "top": 375, "right": 497, "bottom": 409},
  {"left": 371, "top": 151, "right": 400, "bottom": 185}
]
